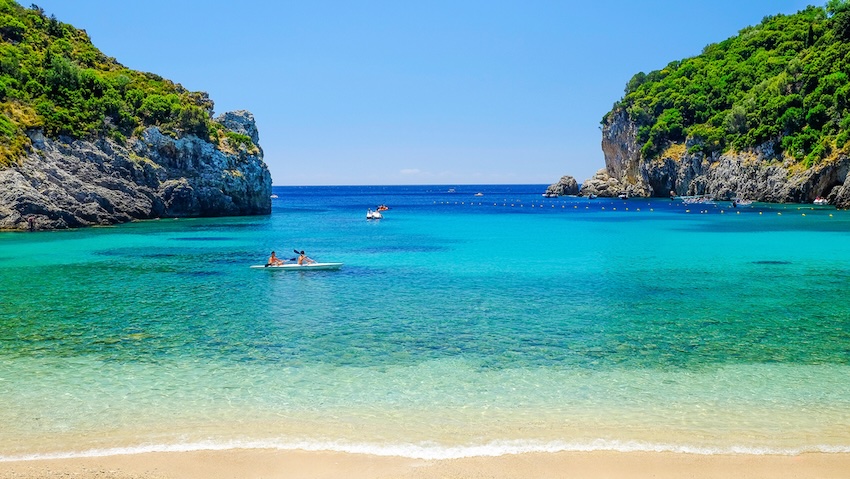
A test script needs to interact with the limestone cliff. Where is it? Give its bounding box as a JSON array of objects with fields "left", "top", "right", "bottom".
[
  {"left": 579, "top": 109, "right": 850, "bottom": 208},
  {"left": 0, "top": 110, "right": 271, "bottom": 230}
]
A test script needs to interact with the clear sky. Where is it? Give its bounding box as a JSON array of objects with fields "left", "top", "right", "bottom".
[{"left": 34, "top": 0, "right": 814, "bottom": 186}]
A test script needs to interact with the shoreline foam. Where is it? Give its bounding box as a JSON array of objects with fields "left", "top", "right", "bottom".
[
  {"left": 4, "top": 438, "right": 850, "bottom": 463},
  {"left": 3, "top": 449, "right": 850, "bottom": 479}
]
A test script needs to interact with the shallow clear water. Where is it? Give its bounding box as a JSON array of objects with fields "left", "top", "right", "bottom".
[{"left": 2, "top": 185, "right": 850, "bottom": 459}]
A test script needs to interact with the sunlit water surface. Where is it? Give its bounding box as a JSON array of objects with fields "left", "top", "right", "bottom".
[{"left": 2, "top": 185, "right": 850, "bottom": 459}]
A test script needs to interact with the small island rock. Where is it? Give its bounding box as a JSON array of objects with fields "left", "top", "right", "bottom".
[{"left": 545, "top": 175, "right": 579, "bottom": 197}]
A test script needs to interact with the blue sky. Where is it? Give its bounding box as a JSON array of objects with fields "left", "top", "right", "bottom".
[{"left": 34, "top": 0, "right": 813, "bottom": 186}]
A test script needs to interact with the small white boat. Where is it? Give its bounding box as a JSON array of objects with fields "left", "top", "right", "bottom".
[
  {"left": 367, "top": 209, "right": 383, "bottom": 219},
  {"left": 270, "top": 194, "right": 279, "bottom": 199},
  {"left": 474, "top": 192, "right": 484, "bottom": 197},
  {"left": 251, "top": 262, "right": 343, "bottom": 271},
  {"left": 618, "top": 193, "right": 628, "bottom": 200},
  {"left": 814, "top": 197, "right": 829, "bottom": 205}
]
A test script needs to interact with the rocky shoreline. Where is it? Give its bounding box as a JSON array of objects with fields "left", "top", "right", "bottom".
[
  {"left": 0, "top": 110, "right": 271, "bottom": 230},
  {"left": 548, "top": 109, "right": 850, "bottom": 208}
]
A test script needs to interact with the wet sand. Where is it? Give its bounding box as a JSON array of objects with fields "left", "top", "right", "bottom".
[{"left": 1, "top": 450, "right": 849, "bottom": 479}]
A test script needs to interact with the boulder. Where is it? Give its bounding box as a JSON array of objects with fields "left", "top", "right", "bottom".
[{"left": 545, "top": 175, "right": 579, "bottom": 196}]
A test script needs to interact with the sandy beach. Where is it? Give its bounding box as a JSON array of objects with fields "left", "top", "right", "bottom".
[{"left": 2, "top": 450, "right": 850, "bottom": 479}]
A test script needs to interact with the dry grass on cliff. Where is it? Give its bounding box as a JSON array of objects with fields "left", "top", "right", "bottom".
[
  {"left": 660, "top": 143, "right": 687, "bottom": 162},
  {"left": 0, "top": 102, "right": 41, "bottom": 168}
]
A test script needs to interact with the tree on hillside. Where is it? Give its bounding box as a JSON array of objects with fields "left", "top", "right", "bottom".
[{"left": 608, "top": 3, "right": 850, "bottom": 167}]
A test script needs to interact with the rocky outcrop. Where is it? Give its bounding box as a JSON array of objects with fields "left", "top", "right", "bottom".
[
  {"left": 578, "top": 109, "right": 850, "bottom": 207},
  {"left": 0, "top": 110, "right": 272, "bottom": 230},
  {"left": 544, "top": 175, "right": 579, "bottom": 196}
]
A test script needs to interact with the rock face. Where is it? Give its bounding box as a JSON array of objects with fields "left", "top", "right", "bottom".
[
  {"left": 578, "top": 109, "right": 850, "bottom": 207},
  {"left": 0, "top": 110, "right": 272, "bottom": 230},
  {"left": 544, "top": 175, "right": 579, "bottom": 196}
]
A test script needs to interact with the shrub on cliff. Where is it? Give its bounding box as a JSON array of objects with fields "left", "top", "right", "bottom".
[
  {"left": 0, "top": 0, "right": 246, "bottom": 167},
  {"left": 607, "top": 1, "right": 850, "bottom": 168}
]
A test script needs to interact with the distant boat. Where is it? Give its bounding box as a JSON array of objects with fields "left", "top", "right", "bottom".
[
  {"left": 814, "top": 197, "right": 829, "bottom": 205},
  {"left": 447, "top": 188, "right": 456, "bottom": 193},
  {"left": 377, "top": 204, "right": 390, "bottom": 211},
  {"left": 588, "top": 194, "right": 597, "bottom": 199},
  {"left": 474, "top": 192, "right": 484, "bottom": 197},
  {"left": 618, "top": 193, "right": 628, "bottom": 200},
  {"left": 367, "top": 209, "right": 383, "bottom": 220},
  {"left": 270, "top": 194, "right": 279, "bottom": 199}
]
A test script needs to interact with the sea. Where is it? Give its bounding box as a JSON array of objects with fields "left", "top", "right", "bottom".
[{"left": 2, "top": 184, "right": 850, "bottom": 461}]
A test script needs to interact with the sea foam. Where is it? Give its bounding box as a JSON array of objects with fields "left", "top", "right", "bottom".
[{"left": 3, "top": 438, "right": 850, "bottom": 462}]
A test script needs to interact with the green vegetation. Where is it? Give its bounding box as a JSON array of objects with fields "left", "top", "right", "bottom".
[
  {"left": 608, "top": 1, "right": 850, "bottom": 168},
  {"left": 0, "top": 0, "right": 248, "bottom": 167}
]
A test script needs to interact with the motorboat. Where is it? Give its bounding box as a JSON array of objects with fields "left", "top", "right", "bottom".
[
  {"left": 367, "top": 209, "right": 383, "bottom": 220},
  {"left": 814, "top": 197, "right": 829, "bottom": 205},
  {"left": 618, "top": 193, "right": 628, "bottom": 200},
  {"left": 474, "top": 192, "right": 484, "bottom": 197}
]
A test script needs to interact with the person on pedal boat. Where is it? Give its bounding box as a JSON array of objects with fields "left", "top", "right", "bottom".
[
  {"left": 267, "top": 251, "right": 286, "bottom": 266},
  {"left": 297, "top": 250, "right": 316, "bottom": 265}
]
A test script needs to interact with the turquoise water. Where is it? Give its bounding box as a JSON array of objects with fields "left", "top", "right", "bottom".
[{"left": 2, "top": 184, "right": 850, "bottom": 459}]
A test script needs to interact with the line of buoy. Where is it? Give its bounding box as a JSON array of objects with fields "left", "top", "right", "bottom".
[{"left": 430, "top": 200, "right": 840, "bottom": 218}]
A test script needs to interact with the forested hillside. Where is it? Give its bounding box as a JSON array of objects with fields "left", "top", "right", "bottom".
[
  {"left": 607, "top": 0, "right": 850, "bottom": 168},
  {"left": 0, "top": 0, "right": 254, "bottom": 167}
]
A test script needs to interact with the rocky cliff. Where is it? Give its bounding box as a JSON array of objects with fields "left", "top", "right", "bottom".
[
  {"left": 544, "top": 175, "right": 579, "bottom": 197},
  {"left": 578, "top": 109, "right": 850, "bottom": 208},
  {"left": 0, "top": 110, "right": 272, "bottom": 230}
]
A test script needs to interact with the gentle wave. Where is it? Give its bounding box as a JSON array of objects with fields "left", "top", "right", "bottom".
[{"left": 4, "top": 439, "right": 850, "bottom": 462}]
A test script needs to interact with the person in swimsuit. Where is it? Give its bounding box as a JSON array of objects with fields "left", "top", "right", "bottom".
[
  {"left": 267, "top": 251, "right": 286, "bottom": 266},
  {"left": 297, "top": 250, "right": 315, "bottom": 265}
]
